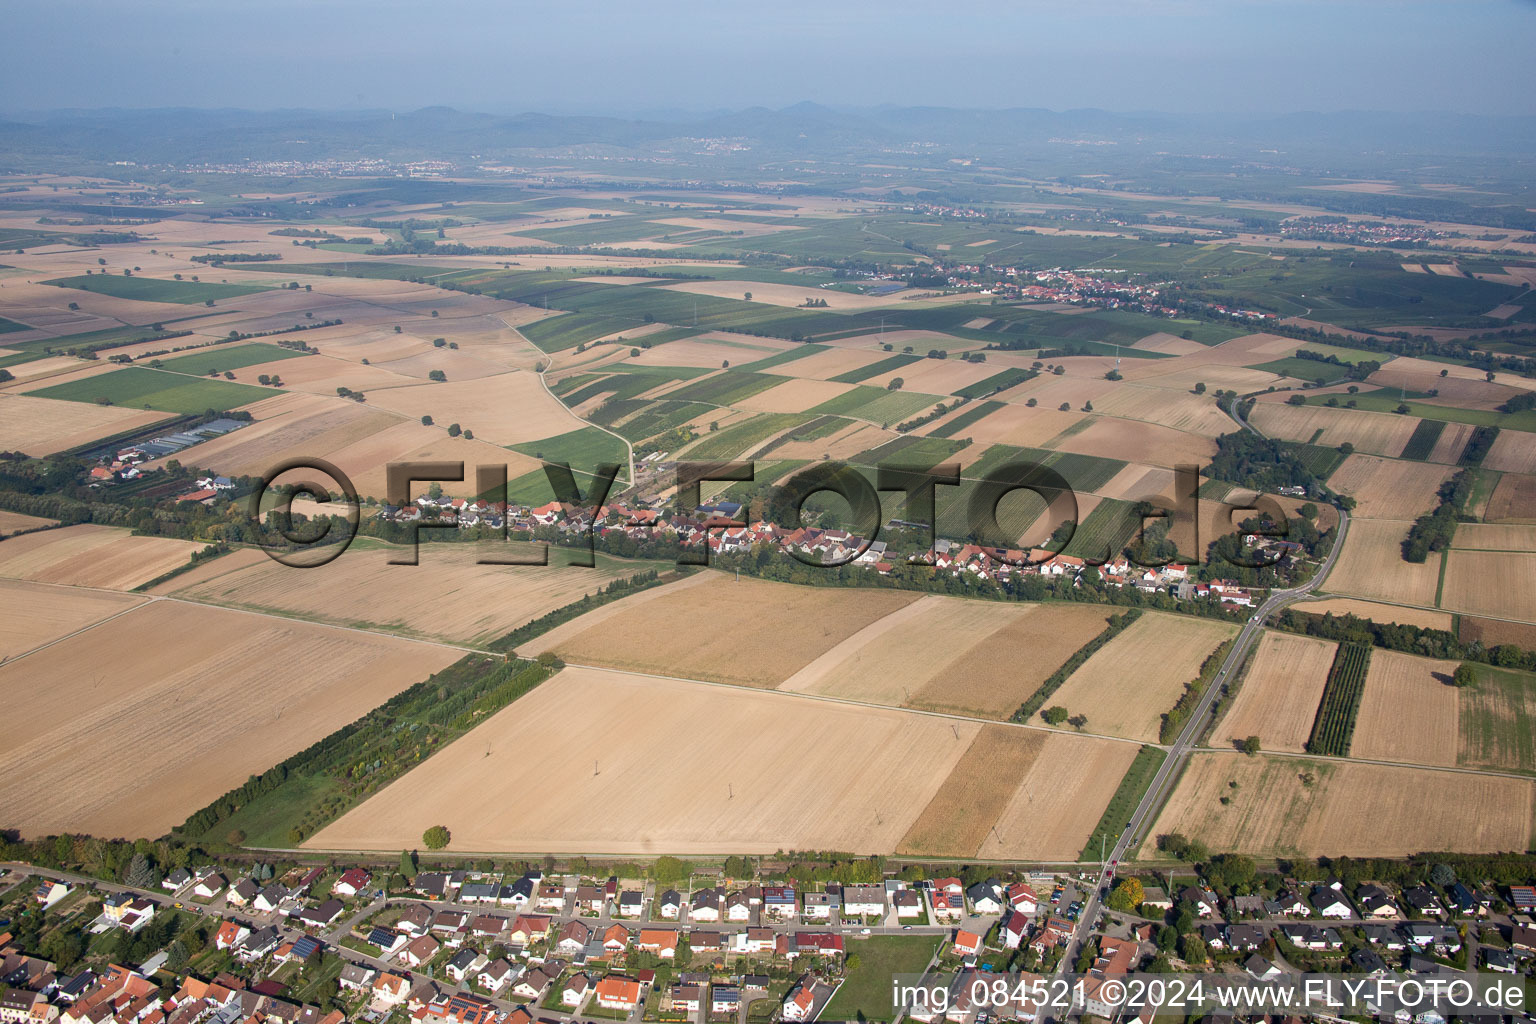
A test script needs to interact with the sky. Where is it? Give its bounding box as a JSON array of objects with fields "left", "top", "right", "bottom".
[{"left": 2, "top": 0, "right": 1534, "bottom": 117}]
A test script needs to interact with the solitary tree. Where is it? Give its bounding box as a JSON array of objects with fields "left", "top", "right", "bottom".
[
  {"left": 429, "top": 370, "right": 447, "bottom": 382},
  {"left": 1239, "top": 735, "right": 1262, "bottom": 756},
  {"left": 400, "top": 849, "right": 417, "bottom": 880},
  {"left": 447, "top": 423, "right": 462, "bottom": 437},
  {"left": 887, "top": 377, "right": 904, "bottom": 391},
  {"left": 423, "top": 825, "right": 451, "bottom": 850},
  {"left": 1452, "top": 663, "right": 1477, "bottom": 688},
  {"left": 1067, "top": 713, "right": 1088, "bottom": 731},
  {"left": 421, "top": 414, "right": 433, "bottom": 426},
  {"left": 1041, "top": 706, "right": 1069, "bottom": 725},
  {"left": 1193, "top": 382, "right": 1206, "bottom": 395}
]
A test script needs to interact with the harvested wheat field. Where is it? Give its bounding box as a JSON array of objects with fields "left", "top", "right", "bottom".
[
  {"left": 1351, "top": 650, "right": 1461, "bottom": 768},
  {"left": 159, "top": 542, "right": 660, "bottom": 646},
  {"left": 527, "top": 573, "right": 921, "bottom": 687},
  {"left": 308, "top": 666, "right": 982, "bottom": 855},
  {"left": 1291, "top": 598, "right": 1453, "bottom": 631},
  {"left": 1095, "top": 464, "right": 1175, "bottom": 502},
  {"left": 1326, "top": 519, "right": 1443, "bottom": 606},
  {"left": 1144, "top": 752, "right": 1532, "bottom": 859},
  {"left": 1440, "top": 550, "right": 1536, "bottom": 624},
  {"left": 907, "top": 603, "right": 1116, "bottom": 718},
  {"left": 1052, "top": 416, "right": 1216, "bottom": 468},
  {"left": 756, "top": 345, "right": 891, "bottom": 381},
  {"left": 859, "top": 358, "right": 999, "bottom": 395},
  {"left": 1487, "top": 432, "right": 1536, "bottom": 475},
  {"left": 987, "top": 733, "right": 1143, "bottom": 860},
  {"left": 1327, "top": 455, "right": 1456, "bottom": 519},
  {"left": 1425, "top": 422, "right": 1475, "bottom": 464},
  {"left": 734, "top": 377, "right": 856, "bottom": 414},
  {"left": 1247, "top": 403, "right": 1420, "bottom": 457},
  {"left": 0, "top": 580, "right": 144, "bottom": 660},
  {"left": 661, "top": 279, "right": 907, "bottom": 310},
  {"left": 1215, "top": 631, "right": 1336, "bottom": 753},
  {"left": 0, "top": 510, "right": 56, "bottom": 537},
  {"left": 1089, "top": 386, "right": 1235, "bottom": 438},
  {"left": 897, "top": 727, "right": 1047, "bottom": 856},
  {"left": 778, "top": 596, "right": 1014, "bottom": 702},
  {"left": 0, "top": 599, "right": 459, "bottom": 838},
  {"left": 934, "top": 403, "right": 1084, "bottom": 449},
  {"left": 1487, "top": 473, "right": 1536, "bottom": 523},
  {"left": 361, "top": 370, "right": 579, "bottom": 446},
  {"left": 1451, "top": 523, "right": 1536, "bottom": 551},
  {"left": 1048, "top": 613, "right": 1237, "bottom": 742},
  {"left": 0, "top": 392, "right": 172, "bottom": 456},
  {"left": 780, "top": 597, "right": 1110, "bottom": 718},
  {"left": 0, "top": 524, "right": 202, "bottom": 590}
]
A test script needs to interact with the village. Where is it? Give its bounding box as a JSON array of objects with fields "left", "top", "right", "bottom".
[
  {"left": 4, "top": 856, "right": 1534, "bottom": 1024},
  {"left": 365, "top": 494, "right": 1272, "bottom": 608}
]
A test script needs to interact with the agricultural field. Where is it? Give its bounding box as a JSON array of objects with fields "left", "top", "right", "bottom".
[
  {"left": 1458, "top": 663, "right": 1536, "bottom": 774},
  {"left": 158, "top": 542, "right": 660, "bottom": 647},
  {"left": 781, "top": 598, "right": 1114, "bottom": 719},
  {"left": 895, "top": 726, "right": 1046, "bottom": 857},
  {"left": 363, "top": 370, "right": 580, "bottom": 447},
  {"left": 1439, "top": 550, "right": 1536, "bottom": 624},
  {"left": 1290, "top": 597, "right": 1454, "bottom": 631},
  {"left": 1046, "top": 612, "right": 1238, "bottom": 742},
  {"left": 0, "top": 599, "right": 460, "bottom": 838},
  {"left": 43, "top": 273, "right": 271, "bottom": 304},
  {"left": 1459, "top": 616, "right": 1536, "bottom": 651},
  {"left": 154, "top": 342, "right": 310, "bottom": 375},
  {"left": 1214, "top": 631, "right": 1336, "bottom": 753},
  {"left": 1486, "top": 472, "right": 1536, "bottom": 523},
  {"left": 1449, "top": 523, "right": 1536, "bottom": 551},
  {"left": 0, "top": 509, "right": 57, "bottom": 537},
  {"left": 307, "top": 666, "right": 984, "bottom": 855},
  {"left": 0, "top": 524, "right": 203, "bottom": 590},
  {"left": 985, "top": 732, "right": 1143, "bottom": 861},
  {"left": 0, "top": 579, "right": 145, "bottom": 660},
  {"left": 523, "top": 573, "right": 921, "bottom": 687},
  {"left": 1247, "top": 402, "right": 1421, "bottom": 457},
  {"left": 1325, "top": 518, "right": 1444, "bottom": 606},
  {"left": 1349, "top": 650, "right": 1461, "bottom": 768},
  {"left": 1483, "top": 429, "right": 1536, "bottom": 475},
  {"left": 28, "top": 365, "right": 276, "bottom": 414},
  {"left": 1326, "top": 454, "right": 1455, "bottom": 520},
  {"left": 1306, "top": 642, "right": 1372, "bottom": 757},
  {"left": 1144, "top": 752, "right": 1532, "bottom": 859},
  {"left": 0, "top": 391, "right": 173, "bottom": 456}
]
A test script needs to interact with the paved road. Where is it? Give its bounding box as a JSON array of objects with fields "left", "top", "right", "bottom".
[{"left": 1056, "top": 396, "right": 1354, "bottom": 984}]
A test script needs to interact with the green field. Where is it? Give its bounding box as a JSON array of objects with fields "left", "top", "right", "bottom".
[
  {"left": 520, "top": 312, "right": 634, "bottom": 353},
  {"left": 820, "top": 935, "right": 942, "bottom": 1022},
  {"left": 829, "top": 353, "right": 922, "bottom": 383},
  {"left": 684, "top": 413, "right": 813, "bottom": 460},
  {"left": 155, "top": 342, "right": 310, "bottom": 375},
  {"left": 1399, "top": 419, "right": 1448, "bottom": 461},
  {"left": 1306, "top": 642, "right": 1371, "bottom": 757},
  {"left": 0, "top": 317, "right": 29, "bottom": 334},
  {"left": 953, "top": 367, "right": 1035, "bottom": 399},
  {"left": 808, "top": 385, "right": 946, "bottom": 425},
  {"left": 929, "top": 400, "right": 1003, "bottom": 438},
  {"left": 511, "top": 425, "right": 630, "bottom": 469},
  {"left": 1459, "top": 663, "right": 1536, "bottom": 774},
  {"left": 663, "top": 370, "right": 788, "bottom": 406},
  {"left": 1061, "top": 497, "right": 1140, "bottom": 560},
  {"left": 29, "top": 365, "right": 278, "bottom": 413},
  {"left": 1082, "top": 744, "right": 1166, "bottom": 861},
  {"left": 742, "top": 343, "right": 829, "bottom": 370},
  {"left": 44, "top": 274, "right": 270, "bottom": 304}
]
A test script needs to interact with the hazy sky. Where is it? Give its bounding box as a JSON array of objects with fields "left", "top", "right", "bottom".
[{"left": 3, "top": 0, "right": 1534, "bottom": 117}]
